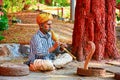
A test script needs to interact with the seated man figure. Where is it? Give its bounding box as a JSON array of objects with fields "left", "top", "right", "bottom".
[{"left": 27, "top": 13, "right": 72, "bottom": 71}]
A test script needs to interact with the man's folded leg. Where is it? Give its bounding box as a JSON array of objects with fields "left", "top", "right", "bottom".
[{"left": 53, "top": 53, "right": 73, "bottom": 69}]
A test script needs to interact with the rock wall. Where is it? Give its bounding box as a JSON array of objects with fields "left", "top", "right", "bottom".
[{"left": 0, "top": 43, "right": 30, "bottom": 61}]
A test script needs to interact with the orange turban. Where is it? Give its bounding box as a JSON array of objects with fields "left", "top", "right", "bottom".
[{"left": 36, "top": 13, "right": 53, "bottom": 25}]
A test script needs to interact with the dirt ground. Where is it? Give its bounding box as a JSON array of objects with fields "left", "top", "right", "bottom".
[
  {"left": 0, "top": 18, "right": 73, "bottom": 44},
  {"left": 0, "top": 11, "right": 120, "bottom": 80}
]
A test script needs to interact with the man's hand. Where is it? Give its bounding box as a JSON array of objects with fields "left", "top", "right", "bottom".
[
  {"left": 60, "top": 42, "right": 67, "bottom": 48},
  {"left": 49, "top": 41, "right": 59, "bottom": 53},
  {"left": 59, "top": 42, "right": 68, "bottom": 51},
  {"left": 29, "top": 63, "right": 38, "bottom": 72},
  {"left": 53, "top": 41, "right": 59, "bottom": 49}
]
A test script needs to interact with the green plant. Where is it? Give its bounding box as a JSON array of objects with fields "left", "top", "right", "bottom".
[
  {"left": 0, "top": 6, "right": 8, "bottom": 31},
  {"left": 3, "top": 0, "right": 37, "bottom": 13},
  {"left": 3, "top": 0, "right": 24, "bottom": 13},
  {"left": 117, "top": 0, "right": 120, "bottom": 3},
  {"left": 0, "top": 5, "right": 9, "bottom": 41},
  {"left": 52, "top": 0, "right": 70, "bottom": 7},
  {"left": 0, "top": 15, "right": 8, "bottom": 30},
  {"left": 0, "top": 31, "right": 4, "bottom": 40},
  {"left": 0, "top": 35, "right": 4, "bottom": 40},
  {"left": 40, "top": 0, "right": 45, "bottom": 4}
]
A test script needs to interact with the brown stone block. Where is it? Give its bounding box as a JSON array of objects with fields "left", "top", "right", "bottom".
[
  {"left": 77, "top": 67, "right": 106, "bottom": 77},
  {"left": 0, "top": 62, "right": 29, "bottom": 76}
]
